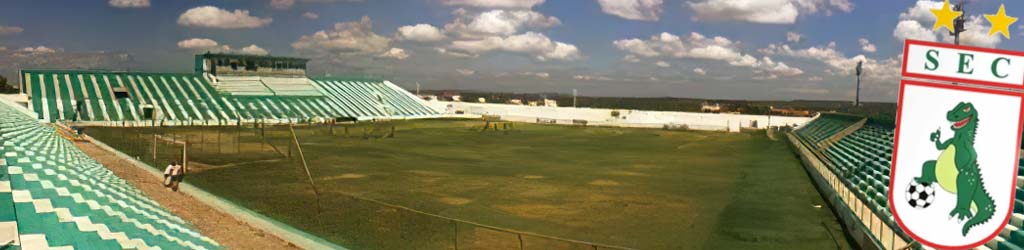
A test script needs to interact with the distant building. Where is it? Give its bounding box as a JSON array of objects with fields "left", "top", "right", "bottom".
[
  {"left": 701, "top": 102, "right": 721, "bottom": 113},
  {"left": 196, "top": 53, "right": 322, "bottom": 97},
  {"left": 196, "top": 53, "right": 308, "bottom": 77},
  {"left": 527, "top": 101, "right": 539, "bottom": 106},
  {"left": 508, "top": 99, "right": 523, "bottom": 105},
  {"left": 436, "top": 91, "right": 462, "bottom": 102},
  {"left": 770, "top": 106, "right": 813, "bottom": 117},
  {"left": 543, "top": 99, "right": 558, "bottom": 107}
]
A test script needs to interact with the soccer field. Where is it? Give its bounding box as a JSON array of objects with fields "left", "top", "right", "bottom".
[{"left": 88, "top": 120, "right": 851, "bottom": 250}]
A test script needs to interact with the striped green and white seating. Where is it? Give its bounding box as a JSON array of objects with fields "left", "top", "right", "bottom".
[
  {"left": 795, "top": 113, "right": 861, "bottom": 149},
  {"left": 823, "top": 123, "right": 1024, "bottom": 250},
  {"left": 0, "top": 103, "right": 220, "bottom": 250},
  {"left": 21, "top": 70, "right": 439, "bottom": 124}
]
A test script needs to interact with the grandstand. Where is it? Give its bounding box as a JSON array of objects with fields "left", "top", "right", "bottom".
[
  {"left": 0, "top": 102, "right": 220, "bottom": 249},
  {"left": 0, "top": 53, "right": 443, "bottom": 249},
  {"left": 17, "top": 53, "right": 438, "bottom": 125},
  {"left": 789, "top": 114, "right": 1024, "bottom": 250},
  {"left": 6, "top": 52, "right": 955, "bottom": 250}
]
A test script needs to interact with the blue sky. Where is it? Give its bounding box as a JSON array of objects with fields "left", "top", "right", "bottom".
[{"left": 0, "top": 0, "right": 1021, "bottom": 102}]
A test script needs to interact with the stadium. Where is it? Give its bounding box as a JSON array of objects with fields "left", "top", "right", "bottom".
[
  {"left": 0, "top": 52, "right": 963, "bottom": 250},
  {"left": 8, "top": 1, "right": 1024, "bottom": 250}
]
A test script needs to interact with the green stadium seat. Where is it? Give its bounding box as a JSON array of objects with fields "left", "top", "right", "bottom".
[
  {"left": 22, "top": 70, "right": 441, "bottom": 123},
  {"left": 0, "top": 102, "right": 221, "bottom": 250}
]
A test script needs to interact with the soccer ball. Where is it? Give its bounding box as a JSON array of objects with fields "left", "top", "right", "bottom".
[{"left": 906, "top": 181, "right": 935, "bottom": 209}]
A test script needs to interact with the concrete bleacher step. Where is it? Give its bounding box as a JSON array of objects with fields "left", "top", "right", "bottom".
[
  {"left": 1013, "top": 214, "right": 1024, "bottom": 228},
  {"left": 990, "top": 236, "right": 1007, "bottom": 250},
  {"left": 1002, "top": 240, "right": 1024, "bottom": 250},
  {"left": 0, "top": 103, "right": 221, "bottom": 250},
  {"left": 0, "top": 179, "right": 19, "bottom": 249}
]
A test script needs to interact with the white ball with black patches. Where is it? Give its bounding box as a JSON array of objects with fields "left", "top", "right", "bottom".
[{"left": 905, "top": 181, "right": 935, "bottom": 209}]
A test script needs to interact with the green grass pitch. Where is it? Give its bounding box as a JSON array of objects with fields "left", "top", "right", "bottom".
[{"left": 88, "top": 119, "right": 851, "bottom": 250}]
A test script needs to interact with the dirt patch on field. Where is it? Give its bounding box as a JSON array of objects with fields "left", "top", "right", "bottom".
[
  {"left": 588, "top": 179, "right": 622, "bottom": 186},
  {"left": 607, "top": 170, "right": 649, "bottom": 177},
  {"left": 520, "top": 175, "right": 545, "bottom": 179},
  {"left": 75, "top": 142, "right": 301, "bottom": 250},
  {"left": 407, "top": 170, "right": 450, "bottom": 177},
  {"left": 318, "top": 173, "right": 368, "bottom": 181},
  {"left": 630, "top": 163, "right": 661, "bottom": 170},
  {"left": 438, "top": 196, "right": 473, "bottom": 206},
  {"left": 514, "top": 183, "right": 562, "bottom": 199},
  {"left": 493, "top": 204, "right": 582, "bottom": 219}
]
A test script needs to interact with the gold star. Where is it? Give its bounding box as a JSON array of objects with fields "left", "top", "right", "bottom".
[
  {"left": 931, "top": 0, "right": 962, "bottom": 33},
  {"left": 985, "top": 4, "right": 1018, "bottom": 39}
]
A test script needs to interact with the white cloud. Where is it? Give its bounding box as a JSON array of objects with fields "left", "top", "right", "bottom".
[
  {"left": 447, "top": 32, "right": 580, "bottom": 61},
  {"left": 893, "top": 20, "right": 937, "bottom": 42},
  {"left": 456, "top": 68, "right": 475, "bottom": 75},
  {"left": 623, "top": 54, "right": 641, "bottom": 63},
  {"left": 948, "top": 16, "right": 1001, "bottom": 48},
  {"left": 292, "top": 16, "right": 393, "bottom": 56},
  {"left": 19, "top": 46, "right": 57, "bottom": 54},
  {"left": 614, "top": 32, "right": 803, "bottom": 77},
  {"left": 303, "top": 12, "right": 320, "bottom": 19},
  {"left": 760, "top": 42, "right": 900, "bottom": 82},
  {"left": 521, "top": 72, "right": 549, "bottom": 78},
  {"left": 786, "top": 32, "right": 802, "bottom": 43},
  {"left": 441, "top": 0, "right": 545, "bottom": 9},
  {"left": 377, "top": 48, "right": 409, "bottom": 60},
  {"left": 687, "top": 0, "right": 853, "bottom": 24},
  {"left": 272, "top": 0, "right": 361, "bottom": 10},
  {"left": 445, "top": 9, "right": 560, "bottom": 37},
  {"left": 573, "top": 75, "right": 615, "bottom": 81},
  {"left": 655, "top": 61, "right": 670, "bottom": 68},
  {"left": 109, "top": 0, "right": 149, "bottom": 8},
  {"left": 830, "top": 0, "right": 854, "bottom": 12},
  {"left": 428, "top": 8, "right": 573, "bottom": 61},
  {"left": 0, "top": 25, "right": 23, "bottom": 35},
  {"left": 434, "top": 47, "right": 479, "bottom": 58},
  {"left": 688, "top": 0, "right": 800, "bottom": 24},
  {"left": 240, "top": 45, "right": 269, "bottom": 55},
  {"left": 892, "top": 1, "right": 1001, "bottom": 48},
  {"left": 397, "top": 24, "right": 446, "bottom": 42},
  {"left": 612, "top": 38, "right": 660, "bottom": 57},
  {"left": 177, "top": 38, "right": 220, "bottom": 49},
  {"left": 177, "top": 39, "right": 268, "bottom": 55},
  {"left": 858, "top": 38, "right": 876, "bottom": 53},
  {"left": 596, "top": 0, "right": 663, "bottom": 21},
  {"left": 693, "top": 68, "right": 707, "bottom": 75},
  {"left": 178, "top": 6, "right": 273, "bottom": 29},
  {"left": 271, "top": 0, "right": 295, "bottom": 9}
]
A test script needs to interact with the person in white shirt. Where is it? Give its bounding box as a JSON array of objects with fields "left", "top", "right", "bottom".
[{"left": 163, "top": 161, "right": 184, "bottom": 192}]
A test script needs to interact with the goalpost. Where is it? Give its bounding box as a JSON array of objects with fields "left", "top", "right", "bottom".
[{"left": 153, "top": 133, "right": 188, "bottom": 174}]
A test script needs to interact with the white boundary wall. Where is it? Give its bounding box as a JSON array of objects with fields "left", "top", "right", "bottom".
[{"left": 429, "top": 101, "right": 813, "bottom": 132}]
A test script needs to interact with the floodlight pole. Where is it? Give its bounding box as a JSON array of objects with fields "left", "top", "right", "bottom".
[
  {"left": 855, "top": 61, "right": 863, "bottom": 107},
  {"left": 951, "top": 0, "right": 966, "bottom": 45},
  {"left": 572, "top": 89, "right": 577, "bottom": 108}
]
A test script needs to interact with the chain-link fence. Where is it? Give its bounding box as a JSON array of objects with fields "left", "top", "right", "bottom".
[{"left": 86, "top": 122, "right": 636, "bottom": 250}]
